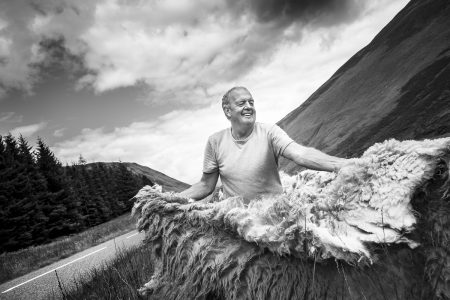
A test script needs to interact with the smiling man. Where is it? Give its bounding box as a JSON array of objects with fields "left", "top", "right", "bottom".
[{"left": 179, "top": 86, "right": 349, "bottom": 202}]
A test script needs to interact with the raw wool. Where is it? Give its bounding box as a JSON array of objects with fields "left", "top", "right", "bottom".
[
  {"left": 132, "top": 137, "right": 450, "bottom": 299},
  {"left": 134, "top": 138, "right": 449, "bottom": 262}
]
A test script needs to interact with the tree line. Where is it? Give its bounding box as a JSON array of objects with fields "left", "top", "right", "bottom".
[{"left": 0, "top": 134, "right": 153, "bottom": 253}]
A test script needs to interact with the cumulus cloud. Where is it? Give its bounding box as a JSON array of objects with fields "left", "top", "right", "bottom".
[
  {"left": 0, "top": 1, "right": 39, "bottom": 96},
  {"left": 9, "top": 121, "right": 47, "bottom": 137},
  {"left": 0, "top": 0, "right": 373, "bottom": 104},
  {"left": 50, "top": 0, "right": 408, "bottom": 184},
  {"left": 1, "top": 0, "right": 409, "bottom": 183},
  {"left": 0, "top": 0, "right": 97, "bottom": 97},
  {"left": 74, "top": 0, "right": 370, "bottom": 105},
  {"left": 53, "top": 106, "right": 229, "bottom": 183}
]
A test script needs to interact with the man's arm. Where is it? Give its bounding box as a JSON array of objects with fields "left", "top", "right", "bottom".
[
  {"left": 282, "top": 142, "right": 348, "bottom": 172},
  {"left": 178, "top": 171, "right": 219, "bottom": 200}
]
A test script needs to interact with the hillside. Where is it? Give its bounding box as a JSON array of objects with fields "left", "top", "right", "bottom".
[
  {"left": 278, "top": 0, "right": 450, "bottom": 174},
  {"left": 92, "top": 162, "right": 190, "bottom": 192}
]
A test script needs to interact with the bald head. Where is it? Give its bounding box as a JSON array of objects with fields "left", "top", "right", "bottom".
[
  {"left": 221, "top": 87, "right": 256, "bottom": 125},
  {"left": 222, "top": 86, "right": 250, "bottom": 111}
]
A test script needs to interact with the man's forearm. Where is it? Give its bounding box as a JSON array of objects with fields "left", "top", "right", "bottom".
[
  {"left": 178, "top": 182, "right": 214, "bottom": 200},
  {"left": 284, "top": 143, "right": 347, "bottom": 172}
]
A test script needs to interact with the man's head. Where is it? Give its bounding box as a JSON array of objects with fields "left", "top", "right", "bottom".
[{"left": 222, "top": 87, "right": 256, "bottom": 127}]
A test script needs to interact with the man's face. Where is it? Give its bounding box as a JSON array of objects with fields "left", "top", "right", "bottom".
[{"left": 226, "top": 88, "right": 256, "bottom": 126}]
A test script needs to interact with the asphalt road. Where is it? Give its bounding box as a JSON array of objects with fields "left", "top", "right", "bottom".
[{"left": 0, "top": 230, "right": 146, "bottom": 300}]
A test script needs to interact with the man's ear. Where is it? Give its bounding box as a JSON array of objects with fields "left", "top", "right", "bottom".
[{"left": 223, "top": 107, "right": 231, "bottom": 118}]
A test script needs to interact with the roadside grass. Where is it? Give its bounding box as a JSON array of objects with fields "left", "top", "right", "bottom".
[
  {"left": 0, "top": 213, "right": 136, "bottom": 284},
  {"left": 50, "top": 244, "right": 154, "bottom": 300}
]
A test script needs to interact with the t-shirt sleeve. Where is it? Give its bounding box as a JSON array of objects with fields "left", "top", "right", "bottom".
[
  {"left": 269, "top": 124, "right": 294, "bottom": 158},
  {"left": 202, "top": 137, "right": 219, "bottom": 173}
]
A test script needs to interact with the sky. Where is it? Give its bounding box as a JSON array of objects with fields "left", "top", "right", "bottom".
[{"left": 0, "top": 0, "right": 409, "bottom": 184}]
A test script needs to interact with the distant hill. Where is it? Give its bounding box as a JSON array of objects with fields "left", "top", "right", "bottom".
[
  {"left": 90, "top": 162, "right": 190, "bottom": 192},
  {"left": 278, "top": 0, "right": 450, "bottom": 174}
]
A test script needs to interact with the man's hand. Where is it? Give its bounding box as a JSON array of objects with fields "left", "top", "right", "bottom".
[{"left": 336, "top": 158, "right": 358, "bottom": 172}]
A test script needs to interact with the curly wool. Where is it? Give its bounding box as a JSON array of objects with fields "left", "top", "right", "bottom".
[{"left": 132, "top": 137, "right": 450, "bottom": 299}]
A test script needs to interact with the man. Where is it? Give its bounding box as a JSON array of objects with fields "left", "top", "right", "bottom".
[{"left": 179, "top": 86, "right": 349, "bottom": 202}]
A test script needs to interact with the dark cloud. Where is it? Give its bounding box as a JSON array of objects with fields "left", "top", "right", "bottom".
[
  {"left": 0, "top": 0, "right": 371, "bottom": 102},
  {"left": 0, "top": 0, "right": 97, "bottom": 97},
  {"left": 215, "top": 0, "right": 368, "bottom": 87},
  {"left": 32, "top": 37, "right": 88, "bottom": 80},
  {"left": 0, "top": 0, "right": 40, "bottom": 92},
  {"left": 227, "top": 0, "right": 366, "bottom": 27}
]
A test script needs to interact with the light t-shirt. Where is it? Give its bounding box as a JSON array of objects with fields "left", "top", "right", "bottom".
[{"left": 203, "top": 122, "right": 294, "bottom": 200}]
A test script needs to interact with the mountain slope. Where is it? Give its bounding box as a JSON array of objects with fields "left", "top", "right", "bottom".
[
  {"left": 278, "top": 0, "right": 450, "bottom": 174},
  {"left": 93, "top": 162, "right": 190, "bottom": 192}
]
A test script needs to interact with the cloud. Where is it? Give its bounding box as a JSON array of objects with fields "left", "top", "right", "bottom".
[
  {"left": 72, "top": 0, "right": 370, "bottom": 105},
  {"left": 0, "top": 0, "right": 98, "bottom": 96},
  {"left": 50, "top": 0, "right": 409, "bottom": 184},
  {"left": 0, "top": 87, "right": 6, "bottom": 99},
  {"left": 53, "top": 127, "right": 66, "bottom": 137},
  {"left": 0, "top": 0, "right": 372, "bottom": 105},
  {"left": 2, "top": 0, "right": 409, "bottom": 185},
  {"left": 226, "top": 0, "right": 366, "bottom": 27},
  {"left": 0, "top": 1, "right": 38, "bottom": 95},
  {"left": 0, "top": 112, "right": 23, "bottom": 123},
  {"left": 53, "top": 106, "right": 229, "bottom": 184},
  {"left": 9, "top": 121, "right": 47, "bottom": 137}
]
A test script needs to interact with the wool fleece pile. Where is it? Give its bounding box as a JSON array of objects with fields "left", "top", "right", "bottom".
[{"left": 132, "top": 137, "right": 450, "bottom": 299}]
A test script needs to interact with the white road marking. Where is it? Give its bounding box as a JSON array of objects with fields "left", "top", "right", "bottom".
[
  {"left": 125, "top": 232, "right": 139, "bottom": 239},
  {"left": 1, "top": 246, "right": 107, "bottom": 294}
]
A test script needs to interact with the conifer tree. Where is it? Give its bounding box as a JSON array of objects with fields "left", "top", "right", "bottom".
[
  {"left": 0, "top": 135, "right": 14, "bottom": 251},
  {"left": 17, "top": 136, "right": 49, "bottom": 245},
  {"left": 113, "top": 163, "right": 142, "bottom": 211},
  {"left": 0, "top": 135, "right": 152, "bottom": 252},
  {"left": 0, "top": 135, "right": 43, "bottom": 250},
  {"left": 0, "top": 135, "right": 27, "bottom": 250},
  {"left": 77, "top": 154, "right": 87, "bottom": 165},
  {"left": 88, "top": 164, "right": 112, "bottom": 222},
  {"left": 36, "top": 138, "right": 83, "bottom": 238}
]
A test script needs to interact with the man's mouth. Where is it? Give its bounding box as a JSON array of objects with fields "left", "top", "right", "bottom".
[{"left": 242, "top": 112, "right": 253, "bottom": 117}]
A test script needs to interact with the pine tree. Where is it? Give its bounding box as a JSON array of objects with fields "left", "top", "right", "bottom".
[
  {"left": 89, "top": 164, "right": 112, "bottom": 222},
  {"left": 36, "top": 138, "right": 83, "bottom": 238},
  {"left": 80, "top": 165, "right": 109, "bottom": 226},
  {"left": 17, "top": 136, "right": 49, "bottom": 244},
  {"left": 77, "top": 154, "right": 87, "bottom": 165},
  {"left": 113, "top": 164, "right": 142, "bottom": 211},
  {"left": 0, "top": 135, "right": 14, "bottom": 251},
  {"left": 0, "top": 134, "right": 154, "bottom": 252},
  {"left": 67, "top": 165, "right": 92, "bottom": 228},
  {"left": 0, "top": 135, "right": 41, "bottom": 251}
]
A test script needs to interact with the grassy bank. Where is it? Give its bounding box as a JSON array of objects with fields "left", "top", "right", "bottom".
[
  {"left": 50, "top": 244, "right": 154, "bottom": 299},
  {"left": 0, "top": 213, "right": 136, "bottom": 284}
]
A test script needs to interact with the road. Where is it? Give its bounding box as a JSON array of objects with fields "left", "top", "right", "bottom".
[{"left": 0, "top": 230, "right": 146, "bottom": 300}]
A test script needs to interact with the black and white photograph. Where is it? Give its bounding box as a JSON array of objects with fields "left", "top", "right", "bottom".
[{"left": 0, "top": 0, "right": 449, "bottom": 299}]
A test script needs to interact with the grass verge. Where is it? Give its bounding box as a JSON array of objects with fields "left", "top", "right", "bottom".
[
  {"left": 0, "top": 213, "right": 136, "bottom": 284},
  {"left": 50, "top": 244, "right": 154, "bottom": 299}
]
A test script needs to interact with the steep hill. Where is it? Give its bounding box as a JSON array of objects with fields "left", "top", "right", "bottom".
[
  {"left": 278, "top": 0, "right": 450, "bottom": 174},
  {"left": 89, "top": 162, "right": 190, "bottom": 192}
]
